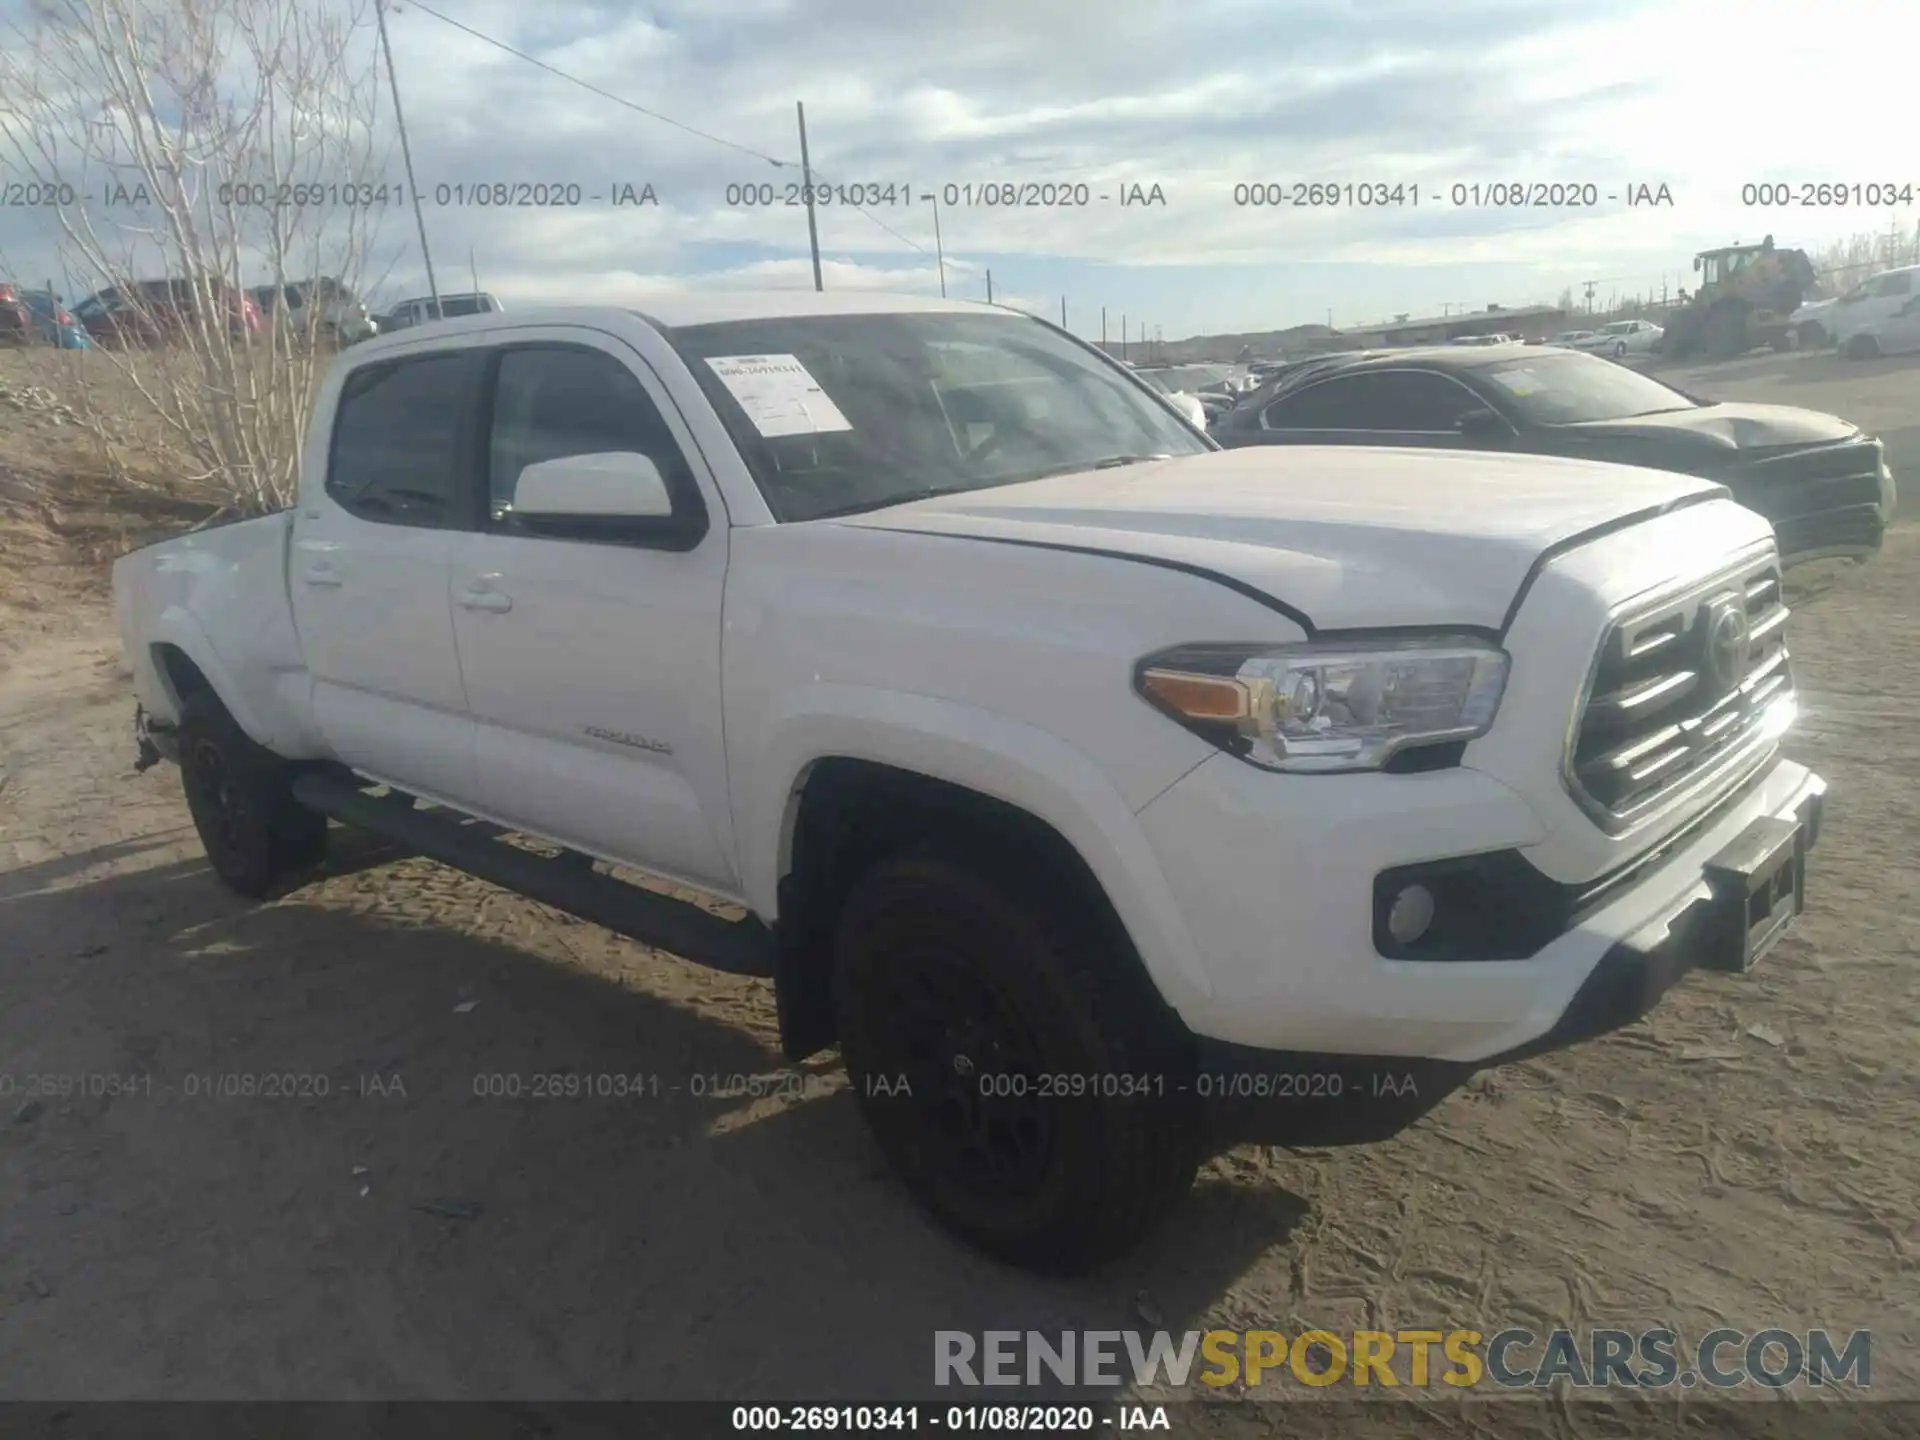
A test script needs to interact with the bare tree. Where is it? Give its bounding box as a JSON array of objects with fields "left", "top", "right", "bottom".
[
  {"left": 1806, "top": 224, "right": 1920, "bottom": 298},
  {"left": 0, "top": 0, "right": 390, "bottom": 515}
]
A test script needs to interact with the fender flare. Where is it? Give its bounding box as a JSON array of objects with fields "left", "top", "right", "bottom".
[
  {"left": 737, "top": 685, "right": 1217, "bottom": 1013},
  {"left": 146, "top": 607, "right": 281, "bottom": 751}
]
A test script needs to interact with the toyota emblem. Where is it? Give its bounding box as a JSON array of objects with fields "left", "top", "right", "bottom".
[{"left": 1701, "top": 594, "right": 1752, "bottom": 694}]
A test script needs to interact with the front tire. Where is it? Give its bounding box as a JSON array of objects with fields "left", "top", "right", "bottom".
[
  {"left": 834, "top": 851, "right": 1201, "bottom": 1273},
  {"left": 176, "top": 694, "right": 326, "bottom": 898},
  {"left": 1844, "top": 334, "right": 1880, "bottom": 361}
]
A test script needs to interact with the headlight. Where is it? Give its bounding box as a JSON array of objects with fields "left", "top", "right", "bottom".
[{"left": 1136, "top": 637, "right": 1510, "bottom": 773}]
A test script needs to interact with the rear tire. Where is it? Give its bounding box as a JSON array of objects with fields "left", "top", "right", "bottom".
[
  {"left": 176, "top": 694, "right": 326, "bottom": 898},
  {"left": 833, "top": 850, "right": 1201, "bottom": 1273},
  {"left": 1844, "top": 334, "right": 1880, "bottom": 361}
]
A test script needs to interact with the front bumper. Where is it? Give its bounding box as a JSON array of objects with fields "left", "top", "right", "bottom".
[
  {"left": 1137, "top": 750, "right": 1825, "bottom": 1143},
  {"left": 1736, "top": 444, "right": 1893, "bottom": 567}
]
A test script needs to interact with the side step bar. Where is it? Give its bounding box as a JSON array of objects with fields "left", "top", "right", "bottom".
[{"left": 290, "top": 771, "right": 776, "bottom": 978}]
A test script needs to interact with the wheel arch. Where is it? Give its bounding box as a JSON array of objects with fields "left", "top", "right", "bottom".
[
  {"left": 765, "top": 751, "right": 1207, "bottom": 1061},
  {"left": 145, "top": 619, "right": 274, "bottom": 746}
]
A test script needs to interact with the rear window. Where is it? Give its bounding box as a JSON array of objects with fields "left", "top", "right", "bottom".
[
  {"left": 327, "top": 351, "right": 483, "bottom": 527},
  {"left": 437, "top": 296, "right": 491, "bottom": 317}
]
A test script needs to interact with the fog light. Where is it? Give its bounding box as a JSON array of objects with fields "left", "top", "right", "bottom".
[{"left": 1385, "top": 884, "right": 1436, "bottom": 945}]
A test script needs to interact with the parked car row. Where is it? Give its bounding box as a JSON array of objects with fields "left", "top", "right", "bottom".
[
  {"left": 66, "top": 279, "right": 263, "bottom": 348},
  {"left": 7, "top": 277, "right": 505, "bottom": 351},
  {"left": 1206, "top": 343, "right": 1892, "bottom": 568},
  {"left": 0, "top": 284, "right": 93, "bottom": 348}
]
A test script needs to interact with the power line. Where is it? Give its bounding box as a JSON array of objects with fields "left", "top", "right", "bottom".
[
  {"left": 397, "top": 1, "right": 931, "bottom": 258},
  {"left": 400, "top": 0, "right": 787, "bottom": 168}
]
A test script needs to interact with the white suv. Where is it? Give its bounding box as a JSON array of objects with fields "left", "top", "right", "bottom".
[{"left": 1828, "top": 265, "right": 1920, "bottom": 359}]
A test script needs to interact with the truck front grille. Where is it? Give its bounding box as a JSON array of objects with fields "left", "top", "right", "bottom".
[{"left": 1567, "top": 549, "right": 1793, "bottom": 832}]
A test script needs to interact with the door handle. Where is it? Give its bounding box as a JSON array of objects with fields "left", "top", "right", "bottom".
[
  {"left": 457, "top": 588, "right": 512, "bottom": 613},
  {"left": 301, "top": 563, "right": 343, "bottom": 587}
]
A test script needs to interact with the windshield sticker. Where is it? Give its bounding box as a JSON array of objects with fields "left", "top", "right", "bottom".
[
  {"left": 1489, "top": 368, "right": 1546, "bottom": 396},
  {"left": 704, "top": 354, "right": 853, "bottom": 437}
]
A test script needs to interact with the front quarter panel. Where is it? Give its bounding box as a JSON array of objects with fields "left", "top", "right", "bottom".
[{"left": 724, "top": 520, "right": 1314, "bottom": 1014}]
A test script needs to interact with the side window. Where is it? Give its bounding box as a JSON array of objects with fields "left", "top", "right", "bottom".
[
  {"left": 486, "top": 344, "right": 705, "bottom": 544},
  {"left": 1264, "top": 371, "right": 1478, "bottom": 431},
  {"left": 1263, "top": 374, "right": 1376, "bottom": 429},
  {"left": 327, "top": 351, "right": 482, "bottom": 527},
  {"left": 1366, "top": 371, "right": 1485, "bottom": 431},
  {"left": 1877, "top": 272, "right": 1912, "bottom": 297}
]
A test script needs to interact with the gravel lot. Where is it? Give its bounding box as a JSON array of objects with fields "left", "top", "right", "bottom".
[{"left": 1, "top": 350, "right": 1915, "bottom": 1424}]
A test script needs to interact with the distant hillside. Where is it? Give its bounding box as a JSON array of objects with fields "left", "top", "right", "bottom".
[{"left": 1096, "top": 322, "right": 1351, "bottom": 365}]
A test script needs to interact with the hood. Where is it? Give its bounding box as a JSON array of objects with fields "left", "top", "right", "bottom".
[
  {"left": 836, "top": 446, "right": 1724, "bottom": 630},
  {"left": 1557, "top": 401, "right": 1860, "bottom": 453},
  {"left": 1792, "top": 297, "right": 1837, "bottom": 322}
]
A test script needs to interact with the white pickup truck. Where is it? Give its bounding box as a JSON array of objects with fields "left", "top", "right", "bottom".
[{"left": 112, "top": 293, "right": 1826, "bottom": 1272}]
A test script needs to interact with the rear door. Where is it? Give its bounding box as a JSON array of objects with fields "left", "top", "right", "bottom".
[
  {"left": 289, "top": 345, "right": 485, "bottom": 802},
  {"left": 445, "top": 331, "right": 739, "bottom": 894},
  {"left": 1881, "top": 293, "right": 1920, "bottom": 355},
  {"left": 1251, "top": 369, "right": 1491, "bottom": 448}
]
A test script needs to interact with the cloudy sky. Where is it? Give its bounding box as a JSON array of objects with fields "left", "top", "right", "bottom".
[{"left": 1, "top": 0, "right": 1913, "bottom": 338}]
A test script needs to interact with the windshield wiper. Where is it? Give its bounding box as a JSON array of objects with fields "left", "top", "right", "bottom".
[
  {"left": 806, "top": 455, "right": 1168, "bottom": 521},
  {"left": 1025, "top": 453, "right": 1170, "bottom": 481},
  {"left": 807, "top": 482, "right": 984, "bottom": 520}
]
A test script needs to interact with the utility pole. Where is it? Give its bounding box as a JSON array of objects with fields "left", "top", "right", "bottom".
[
  {"left": 928, "top": 192, "right": 946, "bottom": 297},
  {"left": 985, "top": 270, "right": 993, "bottom": 304},
  {"left": 375, "top": 0, "right": 440, "bottom": 316},
  {"left": 1060, "top": 296, "right": 1067, "bottom": 329},
  {"left": 468, "top": 245, "right": 478, "bottom": 295},
  {"left": 1101, "top": 306, "right": 1107, "bottom": 346},
  {"left": 1583, "top": 280, "right": 1597, "bottom": 313},
  {"left": 795, "top": 102, "right": 823, "bottom": 292}
]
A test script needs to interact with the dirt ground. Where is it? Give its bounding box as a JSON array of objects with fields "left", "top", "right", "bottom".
[{"left": 1, "top": 346, "right": 1917, "bottom": 1419}]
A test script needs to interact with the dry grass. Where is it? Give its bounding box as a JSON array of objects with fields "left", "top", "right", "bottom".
[{"left": 0, "top": 345, "right": 236, "bottom": 649}]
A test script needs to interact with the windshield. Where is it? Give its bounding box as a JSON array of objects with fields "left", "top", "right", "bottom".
[
  {"left": 1480, "top": 351, "right": 1697, "bottom": 424},
  {"left": 667, "top": 311, "right": 1212, "bottom": 522}
]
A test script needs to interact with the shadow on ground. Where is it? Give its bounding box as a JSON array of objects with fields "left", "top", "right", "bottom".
[{"left": 0, "top": 830, "right": 1309, "bottom": 1401}]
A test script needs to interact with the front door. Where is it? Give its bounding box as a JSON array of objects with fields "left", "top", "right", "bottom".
[
  {"left": 1252, "top": 369, "right": 1494, "bottom": 449},
  {"left": 289, "top": 347, "right": 485, "bottom": 803},
  {"left": 445, "top": 333, "right": 740, "bottom": 895}
]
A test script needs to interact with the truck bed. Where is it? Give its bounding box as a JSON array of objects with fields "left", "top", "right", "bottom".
[{"left": 111, "top": 510, "right": 326, "bottom": 757}]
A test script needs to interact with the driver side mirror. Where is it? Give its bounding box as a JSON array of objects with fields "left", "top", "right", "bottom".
[
  {"left": 1457, "top": 407, "right": 1510, "bottom": 441},
  {"left": 514, "top": 451, "right": 674, "bottom": 519}
]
